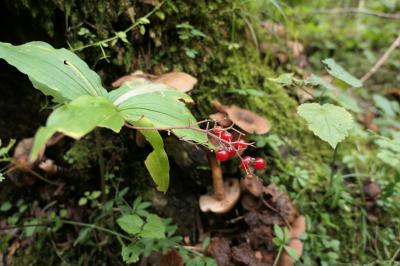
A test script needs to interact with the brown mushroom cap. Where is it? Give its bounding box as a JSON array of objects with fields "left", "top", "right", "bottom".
[
  {"left": 112, "top": 71, "right": 197, "bottom": 93},
  {"left": 225, "top": 105, "right": 271, "bottom": 134},
  {"left": 155, "top": 72, "right": 197, "bottom": 92},
  {"left": 199, "top": 178, "right": 241, "bottom": 214},
  {"left": 112, "top": 70, "right": 155, "bottom": 88}
]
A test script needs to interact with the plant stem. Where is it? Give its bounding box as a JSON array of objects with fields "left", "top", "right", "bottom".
[
  {"left": 273, "top": 245, "right": 284, "bottom": 266},
  {"left": 61, "top": 219, "right": 132, "bottom": 242},
  {"left": 328, "top": 144, "right": 339, "bottom": 188},
  {"left": 208, "top": 153, "right": 225, "bottom": 201},
  {"left": 94, "top": 129, "right": 106, "bottom": 202},
  {"left": 71, "top": 1, "right": 166, "bottom": 52}
]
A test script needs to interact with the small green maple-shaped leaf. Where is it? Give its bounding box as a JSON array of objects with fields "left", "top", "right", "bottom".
[{"left": 297, "top": 103, "right": 354, "bottom": 148}]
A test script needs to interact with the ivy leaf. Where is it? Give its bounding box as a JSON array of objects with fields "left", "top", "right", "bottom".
[
  {"left": 0, "top": 41, "right": 107, "bottom": 103},
  {"left": 139, "top": 214, "right": 166, "bottom": 239},
  {"left": 322, "top": 58, "right": 362, "bottom": 88},
  {"left": 284, "top": 246, "right": 300, "bottom": 261},
  {"left": 30, "top": 95, "right": 124, "bottom": 160},
  {"left": 121, "top": 243, "right": 145, "bottom": 263},
  {"left": 117, "top": 214, "right": 144, "bottom": 235},
  {"left": 297, "top": 103, "right": 354, "bottom": 148}
]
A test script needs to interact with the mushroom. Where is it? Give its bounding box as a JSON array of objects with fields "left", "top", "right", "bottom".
[
  {"left": 112, "top": 70, "right": 197, "bottom": 92},
  {"left": 154, "top": 72, "right": 197, "bottom": 93},
  {"left": 8, "top": 133, "right": 64, "bottom": 186},
  {"left": 211, "top": 100, "right": 271, "bottom": 135},
  {"left": 199, "top": 153, "right": 240, "bottom": 214}
]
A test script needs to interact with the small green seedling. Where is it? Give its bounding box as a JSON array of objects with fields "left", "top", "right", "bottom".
[{"left": 272, "top": 224, "right": 300, "bottom": 266}]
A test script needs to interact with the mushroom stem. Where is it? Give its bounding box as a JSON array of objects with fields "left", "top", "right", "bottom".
[{"left": 208, "top": 153, "right": 225, "bottom": 201}]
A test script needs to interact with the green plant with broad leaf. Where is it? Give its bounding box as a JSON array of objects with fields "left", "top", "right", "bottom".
[{"left": 0, "top": 41, "right": 209, "bottom": 192}]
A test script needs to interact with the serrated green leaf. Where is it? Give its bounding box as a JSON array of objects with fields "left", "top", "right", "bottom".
[
  {"left": 117, "top": 214, "right": 144, "bottom": 235},
  {"left": 322, "top": 58, "right": 362, "bottom": 88},
  {"left": 0, "top": 41, "right": 107, "bottom": 103},
  {"left": 284, "top": 245, "right": 300, "bottom": 261},
  {"left": 30, "top": 95, "right": 124, "bottom": 160},
  {"left": 297, "top": 103, "right": 354, "bottom": 148},
  {"left": 121, "top": 243, "right": 145, "bottom": 263},
  {"left": 139, "top": 214, "right": 165, "bottom": 239}
]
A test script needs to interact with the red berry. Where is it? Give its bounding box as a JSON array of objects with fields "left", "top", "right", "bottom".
[
  {"left": 234, "top": 139, "right": 247, "bottom": 150},
  {"left": 212, "top": 127, "right": 223, "bottom": 137},
  {"left": 215, "top": 150, "right": 229, "bottom": 161},
  {"left": 227, "top": 147, "right": 236, "bottom": 158},
  {"left": 220, "top": 131, "right": 233, "bottom": 142},
  {"left": 240, "top": 156, "right": 253, "bottom": 169},
  {"left": 253, "top": 157, "right": 266, "bottom": 170}
]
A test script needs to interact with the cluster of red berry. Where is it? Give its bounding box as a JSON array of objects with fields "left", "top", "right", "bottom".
[{"left": 212, "top": 128, "right": 266, "bottom": 171}]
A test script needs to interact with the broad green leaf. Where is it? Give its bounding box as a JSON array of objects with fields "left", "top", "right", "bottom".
[
  {"left": 322, "top": 58, "right": 362, "bottom": 88},
  {"left": 121, "top": 243, "right": 145, "bottom": 263},
  {"left": 131, "top": 119, "right": 170, "bottom": 192},
  {"left": 284, "top": 246, "right": 300, "bottom": 261},
  {"left": 0, "top": 41, "right": 107, "bottom": 103},
  {"left": 139, "top": 214, "right": 166, "bottom": 239},
  {"left": 117, "top": 214, "right": 144, "bottom": 235},
  {"left": 109, "top": 79, "right": 208, "bottom": 146},
  {"left": 297, "top": 103, "right": 354, "bottom": 148},
  {"left": 30, "top": 95, "right": 124, "bottom": 160}
]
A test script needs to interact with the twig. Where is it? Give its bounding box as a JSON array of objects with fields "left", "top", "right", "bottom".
[
  {"left": 361, "top": 34, "right": 400, "bottom": 82},
  {"left": 313, "top": 8, "right": 400, "bottom": 20}
]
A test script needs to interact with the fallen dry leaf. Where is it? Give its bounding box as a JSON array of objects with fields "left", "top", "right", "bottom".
[
  {"left": 207, "top": 238, "right": 232, "bottom": 266},
  {"left": 159, "top": 250, "right": 184, "bottom": 266}
]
